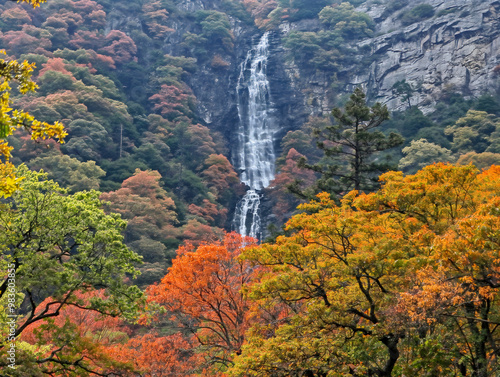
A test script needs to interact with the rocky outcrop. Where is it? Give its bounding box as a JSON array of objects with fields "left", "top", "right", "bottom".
[
  {"left": 358, "top": 0, "right": 500, "bottom": 112},
  {"left": 278, "top": 20, "right": 335, "bottom": 117},
  {"left": 266, "top": 32, "right": 309, "bottom": 139},
  {"left": 276, "top": 0, "right": 500, "bottom": 115}
]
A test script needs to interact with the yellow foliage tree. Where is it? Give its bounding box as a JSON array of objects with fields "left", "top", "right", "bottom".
[
  {"left": 0, "top": 0, "right": 66, "bottom": 197},
  {"left": 16, "top": 0, "right": 47, "bottom": 7},
  {"left": 231, "top": 164, "right": 500, "bottom": 377}
]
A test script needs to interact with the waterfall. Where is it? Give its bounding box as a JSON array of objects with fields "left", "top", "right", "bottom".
[{"left": 233, "top": 32, "right": 277, "bottom": 241}]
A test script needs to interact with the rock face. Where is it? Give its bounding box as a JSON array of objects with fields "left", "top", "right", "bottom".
[
  {"left": 360, "top": 0, "right": 500, "bottom": 112},
  {"left": 278, "top": 19, "right": 335, "bottom": 117},
  {"left": 276, "top": 0, "right": 500, "bottom": 115},
  {"left": 266, "top": 32, "right": 309, "bottom": 142}
]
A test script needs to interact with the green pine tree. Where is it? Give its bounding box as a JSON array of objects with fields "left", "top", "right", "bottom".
[{"left": 290, "top": 88, "right": 404, "bottom": 199}]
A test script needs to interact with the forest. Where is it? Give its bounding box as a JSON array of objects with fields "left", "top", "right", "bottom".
[{"left": 1, "top": 0, "right": 500, "bottom": 376}]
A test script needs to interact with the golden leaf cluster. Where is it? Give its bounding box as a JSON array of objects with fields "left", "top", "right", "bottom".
[{"left": 0, "top": 50, "right": 67, "bottom": 197}]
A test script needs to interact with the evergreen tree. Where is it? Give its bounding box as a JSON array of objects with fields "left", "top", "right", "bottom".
[
  {"left": 291, "top": 88, "right": 403, "bottom": 198},
  {"left": 392, "top": 79, "right": 414, "bottom": 109}
]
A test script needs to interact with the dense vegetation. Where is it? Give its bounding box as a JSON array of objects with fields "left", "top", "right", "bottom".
[
  {"left": 1, "top": 0, "right": 500, "bottom": 376},
  {"left": 0, "top": 0, "right": 246, "bottom": 286}
]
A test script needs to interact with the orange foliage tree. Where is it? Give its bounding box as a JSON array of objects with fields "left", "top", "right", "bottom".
[
  {"left": 146, "top": 232, "right": 257, "bottom": 375},
  {"left": 150, "top": 84, "right": 194, "bottom": 120},
  {"left": 101, "top": 169, "right": 178, "bottom": 242},
  {"left": 142, "top": 0, "right": 174, "bottom": 39},
  {"left": 100, "top": 30, "right": 138, "bottom": 65},
  {"left": 267, "top": 148, "right": 316, "bottom": 224},
  {"left": 111, "top": 332, "right": 201, "bottom": 377},
  {"left": 19, "top": 290, "right": 201, "bottom": 377},
  {"left": 101, "top": 169, "right": 179, "bottom": 285},
  {"left": 201, "top": 154, "right": 239, "bottom": 196},
  {"left": 17, "top": 291, "right": 134, "bottom": 376}
]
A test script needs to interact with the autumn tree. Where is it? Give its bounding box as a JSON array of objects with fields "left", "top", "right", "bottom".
[
  {"left": 202, "top": 154, "right": 239, "bottom": 196},
  {"left": 14, "top": 291, "right": 135, "bottom": 376},
  {"left": 179, "top": 218, "right": 225, "bottom": 247},
  {"left": 101, "top": 169, "right": 178, "bottom": 285},
  {"left": 11, "top": 288, "right": 198, "bottom": 376},
  {"left": 271, "top": 125, "right": 323, "bottom": 214},
  {"left": 142, "top": 0, "right": 174, "bottom": 39},
  {"left": 457, "top": 151, "right": 500, "bottom": 169},
  {"left": 188, "top": 199, "right": 228, "bottom": 227},
  {"left": 0, "top": 28, "right": 49, "bottom": 56},
  {"left": 231, "top": 164, "right": 500, "bottom": 377},
  {"left": 69, "top": 30, "right": 103, "bottom": 50},
  {"left": 232, "top": 193, "right": 406, "bottom": 376},
  {"left": 238, "top": 0, "right": 271, "bottom": 27},
  {"left": 100, "top": 30, "right": 138, "bottom": 65},
  {"left": 398, "top": 138, "right": 455, "bottom": 173},
  {"left": 277, "top": 126, "right": 323, "bottom": 168},
  {"left": 0, "top": 7, "right": 31, "bottom": 30},
  {"left": 111, "top": 333, "right": 201, "bottom": 377},
  {"left": 201, "top": 153, "right": 240, "bottom": 210},
  {"left": 370, "top": 164, "right": 500, "bottom": 377},
  {"left": 101, "top": 169, "right": 178, "bottom": 241},
  {"left": 267, "top": 148, "right": 315, "bottom": 225},
  {"left": 146, "top": 232, "right": 257, "bottom": 374},
  {"left": 0, "top": 49, "right": 66, "bottom": 197},
  {"left": 150, "top": 84, "right": 194, "bottom": 120}
]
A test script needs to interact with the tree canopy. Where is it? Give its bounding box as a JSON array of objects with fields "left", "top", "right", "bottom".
[
  {"left": 146, "top": 232, "right": 257, "bottom": 375},
  {"left": 0, "top": 167, "right": 142, "bottom": 375},
  {"left": 231, "top": 163, "right": 500, "bottom": 377}
]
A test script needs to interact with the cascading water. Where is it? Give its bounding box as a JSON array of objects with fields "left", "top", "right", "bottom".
[{"left": 233, "top": 32, "right": 277, "bottom": 240}]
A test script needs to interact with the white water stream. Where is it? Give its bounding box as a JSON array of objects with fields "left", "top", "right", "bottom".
[{"left": 233, "top": 32, "right": 277, "bottom": 240}]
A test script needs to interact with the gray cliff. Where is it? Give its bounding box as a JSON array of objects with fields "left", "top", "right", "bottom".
[
  {"left": 281, "top": 0, "right": 500, "bottom": 115},
  {"left": 363, "top": 0, "right": 500, "bottom": 112}
]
